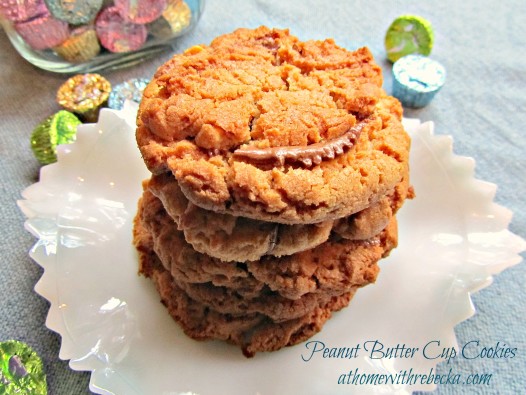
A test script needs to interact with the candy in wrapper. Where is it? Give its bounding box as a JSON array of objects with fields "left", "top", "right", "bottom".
[
  {"left": 147, "top": 0, "right": 191, "bottom": 39},
  {"left": 44, "top": 0, "right": 103, "bottom": 25},
  {"left": 14, "top": 13, "right": 69, "bottom": 50},
  {"left": 385, "top": 15, "right": 434, "bottom": 63},
  {"left": 392, "top": 54, "right": 446, "bottom": 108},
  {"left": 95, "top": 6, "right": 147, "bottom": 53},
  {"left": 30, "top": 110, "right": 81, "bottom": 164},
  {"left": 108, "top": 78, "right": 150, "bottom": 110},
  {"left": 53, "top": 25, "right": 101, "bottom": 62},
  {"left": 0, "top": 340, "right": 47, "bottom": 395},
  {"left": 114, "top": 0, "right": 167, "bottom": 24},
  {"left": 0, "top": 0, "right": 48, "bottom": 23},
  {"left": 56, "top": 73, "right": 112, "bottom": 122}
]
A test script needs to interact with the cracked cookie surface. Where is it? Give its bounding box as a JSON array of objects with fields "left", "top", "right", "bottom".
[
  {"left": 134, "top": 189, "right": 398, "bottom": 301},
  {"left": 148, "top": 174, "right": 333, "bottom": 261},
  {"left": 134, "top": 215, "right": 356, "bottom": 357},
  {"left": 136, "top": 26, "right": 411, "bottom": 224},
  {"left": 147, "top": 170, "right": 411, "bottom": 261}
]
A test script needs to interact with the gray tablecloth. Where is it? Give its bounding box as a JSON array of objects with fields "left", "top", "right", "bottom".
[{"left": 1, "top": 0, "right": 525, "bottom": 394}]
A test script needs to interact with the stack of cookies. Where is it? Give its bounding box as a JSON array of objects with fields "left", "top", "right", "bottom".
[{"left": 133, "top": 27, "right": 413, "bottom": 357}]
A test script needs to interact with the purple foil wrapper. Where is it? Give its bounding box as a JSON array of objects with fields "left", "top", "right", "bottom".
[
  {"left": 0, "top": 0, "right": 49, "bottom": 23},
  {"left": 15, "top": 14, "right": 69, "bottom": 50},
  {"left": 95, "top": 6, "right": 147, "bottom": 53},
  {"left": 114, "top": 0, "right": 167, "bottom": 24}
]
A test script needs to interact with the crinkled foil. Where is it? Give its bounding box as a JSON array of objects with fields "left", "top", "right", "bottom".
[{"left": 56, "top": 73, "right": 111, "bottom": 121}]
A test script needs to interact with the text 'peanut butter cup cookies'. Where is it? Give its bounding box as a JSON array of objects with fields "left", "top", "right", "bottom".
[{"left": 136, "top": 26, "right": 411, "bottom": 224}]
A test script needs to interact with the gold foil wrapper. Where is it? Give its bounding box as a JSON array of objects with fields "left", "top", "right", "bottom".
[
  {"left": 148, "top": 0, "right": 191, "bottom": 39},
  {"left": 53, "top": 27, "right": 101, "bottom": 63},
  {"left": 56, "top": 73, "right": 111, "bottom": 122}
]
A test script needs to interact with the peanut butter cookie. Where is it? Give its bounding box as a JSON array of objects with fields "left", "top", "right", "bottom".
[{"left": 136, "top": 26, "right": 411, "bottom": 224}]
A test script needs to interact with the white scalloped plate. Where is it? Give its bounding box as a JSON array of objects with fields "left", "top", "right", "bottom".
[{"left": 18, "top": 102, "right": 526, "bottom": 395}]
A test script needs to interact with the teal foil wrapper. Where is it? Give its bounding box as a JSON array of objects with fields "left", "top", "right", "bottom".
[
  {"left": 108, "top": 78, "right": 150, "bottom": 110},
  {"left": 45, "top": 0, "right": 103, "bottom": 25},
  {"left": 392, "top": 54, "right": 446, "bottom": 108}
]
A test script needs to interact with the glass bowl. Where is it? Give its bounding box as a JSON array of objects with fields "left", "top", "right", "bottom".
[{"left": 0, "top": 0, "right": 205, "bottom": 73}]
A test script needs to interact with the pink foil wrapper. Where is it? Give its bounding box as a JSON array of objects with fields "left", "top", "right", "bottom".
[
  {"left": 15, "top": 14, "right": 70, "bottom": 50},
  {"left": 114, "top": 0, "right": 167, "bottom": 24},
  {"left": 95, "top": 6, "right": 147, "bottom": 53},
  {"left": 0, "top": 0, "right": 49, "bottom": 23}
]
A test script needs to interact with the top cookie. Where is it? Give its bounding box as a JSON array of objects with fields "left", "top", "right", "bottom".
[{"left": 137, "top": 26, "right": 410, "bottom": 224}]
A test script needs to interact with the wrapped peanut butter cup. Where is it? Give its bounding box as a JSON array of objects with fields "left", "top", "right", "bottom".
[
  {"left": 53, "top": 25, "right": 101, "bottom": 63},
  {"left": 56, "top": 73, "right": 111, "bottom": 122}
]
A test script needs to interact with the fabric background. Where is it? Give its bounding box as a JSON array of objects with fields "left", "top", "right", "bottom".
[{"left": 1, "top": 0, "right": 524, "bottom": 393}]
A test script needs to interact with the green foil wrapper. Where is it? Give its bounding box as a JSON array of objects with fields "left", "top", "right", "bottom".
[
  {"left": 0, "top": 340, "right": 47, "bottom": 395},
  {"left": 385, "top": 15, "right": 434, "bottom": 63},
  {"left": 31, "top": 110, "right": 82, "bottom": 165}
]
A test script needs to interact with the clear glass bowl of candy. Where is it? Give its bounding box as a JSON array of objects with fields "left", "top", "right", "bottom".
[{"left": 0, "top": 0, "right": 205, "bottom": 73}]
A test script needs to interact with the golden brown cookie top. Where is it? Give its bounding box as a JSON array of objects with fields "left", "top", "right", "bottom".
[
  {"left": 137, "top": 27, "right": 409, "bottom": 224},
  {"left": 138, "top": 26, "right": 382, "bottom": 160}
]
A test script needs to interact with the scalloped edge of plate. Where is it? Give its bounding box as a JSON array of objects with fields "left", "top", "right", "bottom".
[{"left": 18, "top": 106, "right": 526, "bottom": 395}]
